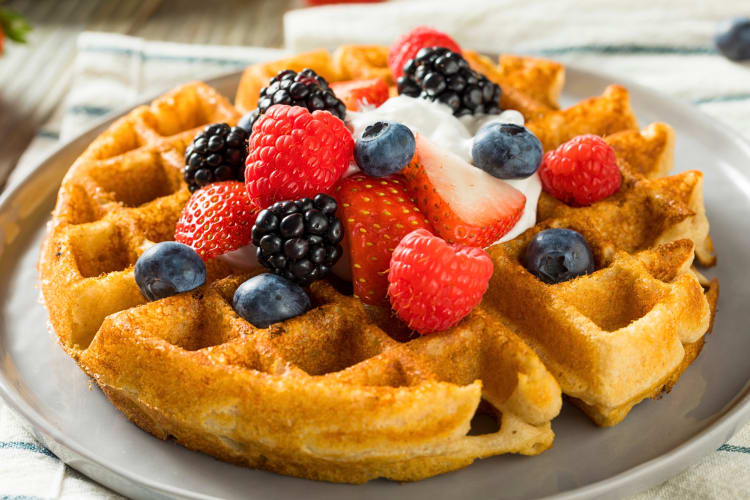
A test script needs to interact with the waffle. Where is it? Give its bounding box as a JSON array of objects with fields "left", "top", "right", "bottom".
[{"left": 39, "top": 45, "right": 718, "bottom": 483}]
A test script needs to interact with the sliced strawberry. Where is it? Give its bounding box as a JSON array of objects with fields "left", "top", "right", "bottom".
[
  {"left": 333, "top": 174, "right": 433, "bottom": 305},
  {"left": 330, "top": 78, "right": 390, "bottom": 112},
  {"left": 174, "top": 181, "right": 259, "bottom": 261},
  {"left": 402, "top": 134, "right": 526, "bottom": 247}
]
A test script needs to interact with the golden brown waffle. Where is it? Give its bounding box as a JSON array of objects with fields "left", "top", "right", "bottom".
[
  {"left": 40, "top": 79, "right": 561, "bottom": 482},
  {"left": 39, "top": 44, "right": 718, "bottom": 482}
]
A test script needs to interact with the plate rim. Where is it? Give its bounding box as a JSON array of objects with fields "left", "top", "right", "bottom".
[{"left": 1, "top": 66, "right": 749, "bottom": 500}]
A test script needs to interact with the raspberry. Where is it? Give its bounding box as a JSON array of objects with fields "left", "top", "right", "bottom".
[
  {"left": 387, "top": 229, "right": 493, "bottom": 334},
  {"left": 388, "top": 26, "right": 461, "bottom": 80},
  {"left": 245, "top": 105, "right": 354, "bottom": 209},
  {"left": 174, "top": 181, "right": 259, "bottom": 260},
  {"left": 538, "top": 134, "right": 622, "bottom": 207}
]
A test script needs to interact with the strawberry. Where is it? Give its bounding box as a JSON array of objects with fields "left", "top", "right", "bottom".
[
  {"left": 388, "top": 26, "right": 461, "bottom": 80},
  {"left": 174, "top": 181, "right": 259, "bottom": 260},
  {"left": 334, "top": 174, "right": 433, "bottom": 305},
  {"left": 330, "top": 78, "right": 389, "bottom": 111},
  {"left": 388, "top": 228, "right": 493, "bottom": 334},
  {"left": 402, "top": 134, "right": 526, "bottom": 248},
  {"left": 245, "top": 104, "right": 354, "bottom": 209}
]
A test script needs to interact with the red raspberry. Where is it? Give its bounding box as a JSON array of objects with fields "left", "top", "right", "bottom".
[
  {"left": 387, "top": 229, "right": 493, "bottom": 335},
  {"left": 388, "top": 26, "right": 462, "bottom": 80},
  {"left": 174, "top": 181, "right": 259, "bottom": 260},
  {"left": 245, "top": 105, "right": 354, "bottom": 209},
  {"left": 538, "top": 134, "right": 622, "bottom": 207}
]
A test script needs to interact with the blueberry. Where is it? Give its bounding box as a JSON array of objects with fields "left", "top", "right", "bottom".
[
  {"left": 523, "top": 229, "right": 594, "bottom": 284},
  {"left": 134, "top": 242, "right": 206, "bottom": 301},
  {"left": 472, "top": 123, "right": 543, "bottom": 179},
  {"left": 715, "top": 17, "right": 750, "bottom": 61},
  {"left": 237, "top": 108, "right": 259, "bottom": 133},
  {"left": 354, "top": 121, "right": 416, "bottom": 177},
  {"left": 232, "top": 273, "right": 311, "bottom": 328}
]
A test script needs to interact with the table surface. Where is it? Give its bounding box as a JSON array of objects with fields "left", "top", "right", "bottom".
[{"left": 0, "top": 0, "right": 300, "bottom": 192}]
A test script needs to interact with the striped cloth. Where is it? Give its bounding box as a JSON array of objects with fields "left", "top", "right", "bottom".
[{"left": 3, "top": 0, "right": 750, "bottom": 496}]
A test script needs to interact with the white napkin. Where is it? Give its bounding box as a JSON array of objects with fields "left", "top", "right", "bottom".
[{"left": 285, "top": 0, "right": 750, "bottom": 137}]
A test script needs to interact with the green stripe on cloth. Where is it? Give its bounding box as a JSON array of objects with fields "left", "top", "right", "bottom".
[
  {"left": 718, "top": 444, "right": 750, "bottom": 454},
  {"left": 693, "top": 94, "right": 750, "bottom": 105},
  {"left": 0, "top": 441, "right": 56, "bottom": 458},
  {"left": 534, "top": 45, "right": 717, "bottom": 56},
  {"left": 68, "top": 105, "right": 112, "bottom": 116},
  {"left": 79, "top": 46, "right": 261, "bottom": 66}
]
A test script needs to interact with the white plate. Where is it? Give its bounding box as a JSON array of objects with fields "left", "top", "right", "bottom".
[{"left": 1, "top": 68, "right": 749, "bottom": 500}]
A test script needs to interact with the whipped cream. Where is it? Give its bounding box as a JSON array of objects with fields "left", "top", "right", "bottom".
[{"left": 347, "top": 95, "right": 539, "bottom": 244}]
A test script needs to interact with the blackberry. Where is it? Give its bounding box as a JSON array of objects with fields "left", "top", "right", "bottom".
[
  {"left": 247, "top": 68, "right": 347, "bottom": 131},
  {"left": 184, "top": 123, "right": 248, "bottom": 192},
  {"left": 396, "top": 47, "right": 502, "bottom": 117},
  {"left": 251, "top": 194, "right": 344, "bottom": 286}
]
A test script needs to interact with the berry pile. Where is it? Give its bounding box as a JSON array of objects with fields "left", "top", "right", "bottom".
[
  {"left": 184, "top": 123, "right": 248, "bottom": 192},
  {"left": 247, "top": 68, "right": 347, "bottom": 132},
  {"left": 252, "top": 194, "right": 344, "bottom": 286},
  {"left": 397, "top": 47, "right": 502, "bottom": 117}
]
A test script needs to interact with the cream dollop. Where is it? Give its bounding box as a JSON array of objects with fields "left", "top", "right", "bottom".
[{"left": 347, "top": 95, "right": 539, "bottom": 244}]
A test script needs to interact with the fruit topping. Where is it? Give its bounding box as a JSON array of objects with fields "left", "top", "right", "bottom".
[
  {"left": 715, "top": 17, "right": 750, "bottom": 61},
  {"left": 354, "top": 121, "right": 415, "bottom": 177},
  {"left": 334, "top": 174, "right": 433, "bottom": 305},
  {"left": 233, "top": 273, "right": 311, "bottom": 328},
  {"left": 184, "top": 123, "right": 248, "bottom": 192},
  {"left": 397, "top": 46, "right": 501, "bottom": 117},
  {"left": 387, "top": 228, "right": 493, "bottom": 334},
  {"left": 523, "top": 228, "right": 595, "bottom": 284},
  {"left": 539, "top": 134, "right": 622, "bottom": 207},
  {"left": 174, "top": 181, "right": 259, "bottom": 260},
  {"left": 330, "top": 77, "right": 389, "bottom": 111},
  {"left": 251, "top": 194, "right": 344, "bottom": 286},
  {"left": 135, "top": 241, "right": 206, "bottom": 301},
  {"left": 402, "top": 134, "right": 525, "bottom": 247},
  {"left": 245, "top": 104, "right": 353, "bottom": 209},
  {"left": 245, "top": 68, "right": 347, "bottom": 132},
  {"left": 388, "top": 26, "right": 461, "bottom": 80},
  {"left": 471, "top": 123, "right": 543, "bottom": 179}
]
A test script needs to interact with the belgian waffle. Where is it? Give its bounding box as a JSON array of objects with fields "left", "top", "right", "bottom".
[{"left": 39, "top": 44, "right": 717, "bottom": 483}]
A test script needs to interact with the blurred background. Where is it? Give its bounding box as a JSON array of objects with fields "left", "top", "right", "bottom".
[
  {"left": 0, "top": 0, "right": 307, "bottom": 191},
  {"left": 1, "top": 0, "right": 749, "bottom": 194}
]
